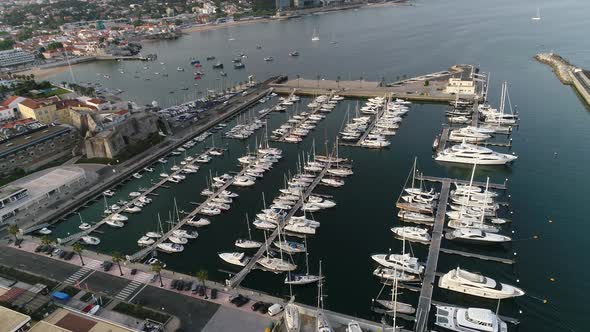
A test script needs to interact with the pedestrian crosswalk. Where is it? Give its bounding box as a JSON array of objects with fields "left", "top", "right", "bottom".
[
  {"left": 64, "top": 267, "right": 93, "bottom": 284},
  {"left": 115, "top": 280, "right": 144, "bottom": 301}
]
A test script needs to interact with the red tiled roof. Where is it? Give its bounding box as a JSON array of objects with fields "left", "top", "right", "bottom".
[
  {"left": 87, "top": 98, "right": 106, "bottom": 104},
  {"left": 1, "top": 118, "right": 36, "bottom": 129},
  {"left": 19, "top": 98, "right": 40, "bottom": 109},
  {"left": 1, "top": 96, "right": 22, "bottom": 107}
]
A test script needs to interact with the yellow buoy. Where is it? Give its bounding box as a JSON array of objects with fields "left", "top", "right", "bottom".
[
  {"left": 548, "top": 219, "right": 553, "bottom": 223},
  {"left": 543, "top": 299, "right": 548, "bottom": 304},
  {"left": 550, "top": 277, "right": 555, "bottom": 282}
]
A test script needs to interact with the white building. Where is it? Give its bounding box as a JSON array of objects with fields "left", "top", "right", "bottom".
[
  {"left": 0, "top": 49, "right": 35, "bottom": 68},
  {"left": 445, "top": 77, "right": 476, "bottom": 95}
]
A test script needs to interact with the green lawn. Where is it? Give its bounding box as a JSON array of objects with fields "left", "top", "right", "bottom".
[{"left": 33, "top": 87, "right": 70, "bottom": 98}]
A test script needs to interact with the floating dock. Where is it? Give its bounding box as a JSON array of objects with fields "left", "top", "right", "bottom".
[{"left": 228, "top": 159, "right": 333, "bottom": 288}]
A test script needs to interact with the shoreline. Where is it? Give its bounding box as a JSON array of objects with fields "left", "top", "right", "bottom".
[{"left": 18, "top": 1, "right": 409, "bottom": 79}]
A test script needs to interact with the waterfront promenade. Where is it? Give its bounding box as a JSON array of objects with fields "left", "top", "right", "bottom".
[{"left": 0, "top": 240, "right": 386, "bottom": 331}]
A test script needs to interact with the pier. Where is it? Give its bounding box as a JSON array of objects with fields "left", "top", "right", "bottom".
[
  {"left": 414, "top": 179, "right": 449, "bottom": 332},
  {"left": 269, "top": 65, "right": 475, "bottom": 101},
  {"left": 125, "top": 154, "right": 265, "bottom": 262},
  {"left": 272, "top": 91, "right": 333, "bottom": 143},
  {"left": 339, "top": 97, "right": 387, "bottom": 147},
  {"left": 227, "top": 162, "right": 331, "bottom": 288},
  {"left": 57, "top": 147, "right": 220, "bottom": 245},
  {"left": 439, "top": 248, "right": 515, "bottom": 265},
  {"left": 415, "top": 174, "right": 507, "bottom": 190}
]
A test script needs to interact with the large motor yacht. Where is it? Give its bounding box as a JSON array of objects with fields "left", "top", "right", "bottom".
[
  {"left": 435, "top": 142, "right": 517, "bottom": 165},
  {"left": 438, "top": 267, "right": 525, "bottom": 299},
  {"left": 371, "top": 253, "right": 424, "bottom": 275},
  {"left": 435, "top": 305, "right": 508, "bottom": 332}
]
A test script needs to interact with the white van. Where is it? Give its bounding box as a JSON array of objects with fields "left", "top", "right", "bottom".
[{"left": 267, "top": 303, "right": 284, "bottom": 316}]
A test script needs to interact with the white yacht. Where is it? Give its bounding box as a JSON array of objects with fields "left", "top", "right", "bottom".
[
  {"left": 436, "top": 142, "right": 517, "bottom": 165},
  {"left": 187, "top": 218, "right": 210, "bottom": 227},
  {"left": 375, "top": 299, "right": 415, "bottom": 314},
  {"left": 172, "top": 229, "right": 198, "bottom": 239},
  {"left": 137, "top": 236, "right": 155, "bottom": 246},
  {"left": 284, "top": 274, "right": 323, "bottom": 285},
  {"left": 129, "top": 191, "right": 142, "bottom": 198},
  {"left": 235, "top": 238, "right": 263, "bottom": 249},
  {"left": 273, "top": 240, "right": 306, "bottom": 254},
  {"left": 371, "top": 253, "right": 424, "bottom": 275},
  {"left": 168, "top": 235, "right": 188, "bottom": 244},
  {"left": 81, "top": 236, "right": 100, "bottom": 245},
  {"left": 284, "top": 303, "right": 300, "bottom": 332},
  {"left": 157, "top": 242, "right": 184, "bottom": 253},
  {"left": 218, "top": 252, "right": 251, "bottom": 267},
  {"left": 438, "top": 267, "right": 525, "bottom": 299},
  {"left": 106, "top": 219, "right": 125, "bottom": 228},
  {"left": 435, "top": 305, "right": 508, "bottom": 332},
  {"left": 346, "top": 321, "right": 362, "bottom": 332},
  {"left": 79, "top": 223, "right": 92, "bottom": 231},
  {"left": 391, "top": 227, "right": 431, "bottom": 243},
  {"left": 200, "top": 206, "right": 221, "bottom": 216},
  {"left": 446, "top": 228, "right": 511, "bottom": 244},
  {"left": 257, "top": 257, "right": 297, "bottom": 272},
  {"left": 102, "top": 190, "right": 115, "bottom": 197},
  {"left": 146, "top": 231, "right": 162, "bottom": 238},
  {"left": 373, "top": 267, "right": 419, "bottom": 283},
  {"left": 125, "top": 206, "right": 141, "bottom": 213},
  {"left": 38, "top": 227, "right": 52, "bottom": 235},
  {"left": 397, "top": 210, "right": 434, "bottom": 223},
  {"left": 320, "top": 178, "right": 344, "bottom": 187},
  {"left": 233, "top": 176, "right": 256, "bottom": 187},
  {"left": 316, "top": 311, "right": 332, "bottom": 332},
  {"left": 110, "top": 213, "right": 128, "bottom": 222},
  {"left": 132, "top": 173, "right": 142, "bottom": 179},
  {"left": 448, "top": 127, "right": 492, "bottom": 143}
]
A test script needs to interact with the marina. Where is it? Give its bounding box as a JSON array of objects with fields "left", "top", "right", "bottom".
[{"left": 12, "top": 2, "right": 590, "bottom": 330}]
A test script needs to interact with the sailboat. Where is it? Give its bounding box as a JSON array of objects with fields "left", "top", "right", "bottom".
[
  {"left": 311, "top": 28, "right": 320, "bottom": 42},
  {"left": 235, "top": 214, "right": 263, "bottom": 249},
  {"left": 257, "top": 231, "right": 297, "bottom": 273},
  {"left": 284, "top": 301, "right": 300, "bottom": 332},
  {"left": 78, "top": 213, "right": 91, "bottom": 230},
  {"left": 375, "top": 267, "right": 416, "bottom": 315},
  {"left": 285, "top": 236, "right": 323, "bottom": 285},
  {"left": 532, "top": 8, "right": 541, "bottom": 21},
  {"left": 315, "top": 260, "right": 333, "bottom": 332}
]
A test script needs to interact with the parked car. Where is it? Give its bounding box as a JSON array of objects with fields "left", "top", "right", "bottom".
[
  {"left": 58, "top": 250, "right": 67, "bottom": 259},
  {"left": 251, "top": 301, "right": 265, "bottom": 312},
  {"left": 230, "top": 294, "right": 249, "bottom": 307},
  {"left": 183, "top": 281, "right": 192, "bottom": 291},
  {"left": 130, "top": 268, "right": 137, "bottom": 275},
  {"left": 210, "top": 288, "right": 217, "bottom": 300},
  {"left": 52, "top": 248, "right": 63, "bottom": 257},
  {"left": 175, "top": 280, "right": 184, "bottom": 291},
  {"left": 64, "top": 252, "right": 75, "bottom": 260},
  {"left": 169, "top": 279, "right": 178, "bottom": 289},
  {"left": 259, "top": 302, "right": 272, "bottom": 314},
  {"left": 191, "top": 283, "right": 199, "bottom": 294},
  {"left": 44, "top": 246, "right": 54, "bottom": 254},
  {"left": 35, "top": 245, "right": 45, "bottom": 253},
  {"left": 268, "top": 303, "right": 284, "bottom": 316},
  {"left": 102, "top": 261, "right": 113, "bottom": 271},
  {"left": 198, "top": 285, "right": 206, "bottom": 297}
]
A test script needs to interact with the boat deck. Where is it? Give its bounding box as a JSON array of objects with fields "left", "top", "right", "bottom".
[{"left": 338, "top": 98, "right": 387, "bottom": 147}]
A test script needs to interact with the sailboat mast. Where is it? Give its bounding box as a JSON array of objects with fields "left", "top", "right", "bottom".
[
  {"left": 304, "top": 236, "right": 310, "bottom": 276},
  {"left": 246, "top": 213, "right": 252, "bottom": 240},
  {"left": 481, "top": 177, "right": 490, "bottom": 226}
]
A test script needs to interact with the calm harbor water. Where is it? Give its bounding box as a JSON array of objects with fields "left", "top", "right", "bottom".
[{"left": 45, "top": 0, "right": 590, "bottom": 330}]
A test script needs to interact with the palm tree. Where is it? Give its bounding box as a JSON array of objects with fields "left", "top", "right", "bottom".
[
  {"left": 151, "top": 261, "right": 164, "bottom": 287},
  {"left": 112, "top": 251, "right": 125, "bottom": 276},
  {"left": 336, "top": 75, "right": 341, "bottom": 89},
  {"left": 8, "top": 224, "right": 19, "bottom": 246},
  {"left": 72, "top": 242, "right": 85, "bottom": 266},
  {"left": 41, "top": 235, "right": 54, "bottom": 256},
  {"left": 196, "top": 269, "right": 208, "bottom": 287}
]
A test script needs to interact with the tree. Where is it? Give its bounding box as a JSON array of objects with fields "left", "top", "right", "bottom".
[
  {"left": 424, "top": 80, "right": 429, "bottom": 87},
  {"left": 8, "top": 224, "right": 20, "bottom": 246},
  {"left": 336, "top": 75, "right": 341, "bottom": 89},
  {"left": 41, "top": 235, "right": 53, "bottom": 255},
  {"left": 0, "top": 38, "right": 15, "bottom": 51},
  {"left": 151, "top": 261, "right": 164, "bottom": 287},
  {"left": 112, "top": 251, "right": 125, "bottom": 276},
  {"left": 72, "top": 242, "right": 85, "bottom": 266},
  {"left": 196, "top": 269, "right": 208, "bottom": 286},
  {"left": 46, "top": 41, "right": 63, "bottom": 50}
]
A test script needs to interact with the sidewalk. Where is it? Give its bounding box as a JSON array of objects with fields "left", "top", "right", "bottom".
[{"left": 14, "top": 239, "right": 282, "bottom": 320}]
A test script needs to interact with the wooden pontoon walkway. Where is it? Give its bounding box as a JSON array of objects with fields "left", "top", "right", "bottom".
[
  {"left": 415, "top": 175, "right": 507, "bottom": 190},
  {"left": 227, "top": 164, "right": 331, "bottom": 288},
  {"left": 439, "top": 248, "right": 515, "bottom": 265},
  {"left": 57, "top": 147, "right": 218, "bottom": 246},
  {"left": 414, "top": 179, "right": 450, "bottom": 332}
]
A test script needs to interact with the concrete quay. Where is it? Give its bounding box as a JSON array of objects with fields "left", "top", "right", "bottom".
[
  {"left": 535, "top": 52, "right": 590, "bottom": 107},
  {"left": 269, "top": 65, "right": 472, "bottom": 102}
]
